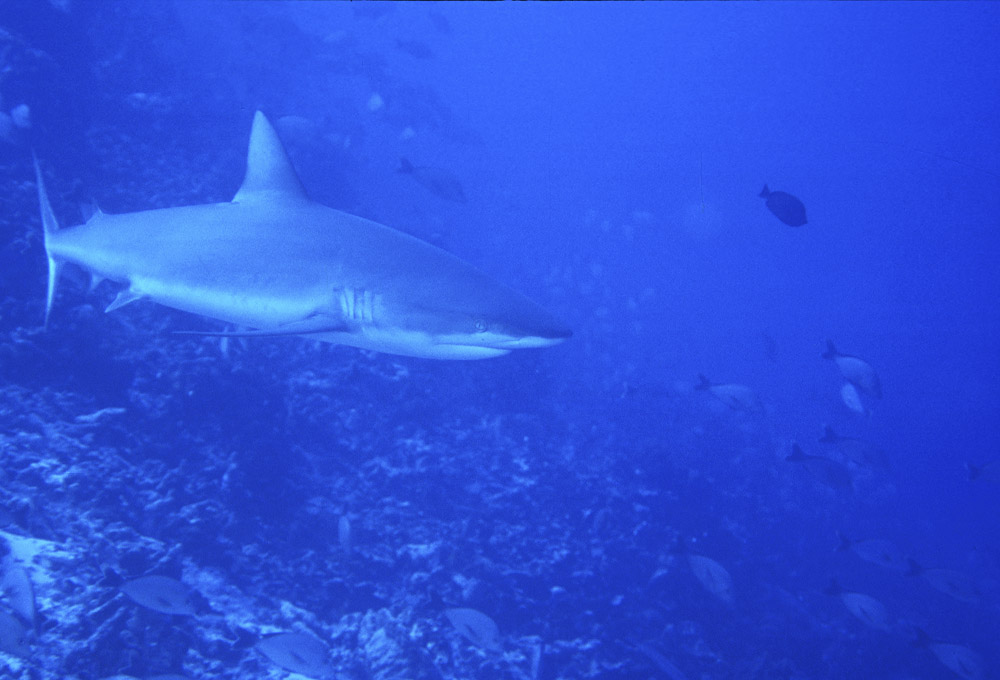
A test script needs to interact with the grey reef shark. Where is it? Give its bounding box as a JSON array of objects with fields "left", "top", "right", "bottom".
[{"left": 34, "top": 111, "right": 570, "bottom": 359}]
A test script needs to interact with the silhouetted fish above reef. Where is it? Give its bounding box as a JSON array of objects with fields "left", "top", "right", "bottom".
[{"left": 759, "top": 184, "right": 807, "bottom": 226}]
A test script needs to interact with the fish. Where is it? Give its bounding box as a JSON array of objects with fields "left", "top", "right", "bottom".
[
  {"left": 35, "top": 112, "right": 570, "bottom": 360},
  {"left": 634, "top": 642, "right": 690, "bottom": 680},
  {"left": 257, "top": 631, "right": 332, "bottom": 679},
  {"left": 428, "top": 10, "right": 452, "bottom": 35},
  {"left": 824, "top": 580, "right": 893, "bottom": 632},
  {"left": 120, "top": 575, "right": 197, "bottom": 616},
  {"left": 907, "top": 559, "right": 980, "bottom": 604},
  {"left": 397, "top": 157, "right": 467, "bottom": 203},
  {"left": 395, "top": 38, "right": 435, "bottom": 60},
  {"left": 0, "top": 554, "right": 36, "bottom": 626},
  {"left": 445, "top": 607, "right": 501, "bottom": 651},
  {"left": 839, "top": 383, "right": 868, "bottom": 416},
  {"left": 694, "top": 374, "right": 762, "bottom": 412},
  {"left": 820, "top": 426, "right": 889, "bottom": 469},
  {"left": 758, "top": 184, "right": 807, "bottom": 226},
  {"left": 823, "top": 340, "right": 882, "bottom": 398},
  {"left": 338, "top": 515, "right": 352, "bottom": 553},
  {"left": 0, "top": 609, "right": 29, "bottom": 657},
  {"left": 686, "top": 553, "right": 734, "bottom": 605},
  {"left": 10, "top": 104, "right": 31, "bottom": 130},
  {"left": 913, "top": 628, "right": 985, "bottom": 680},
  {"left": 965, "top": 460, "right": 1000, "bottom": 483},
  {"left": 836, "top": 532, "right": 908, "bottom": 572},
  {"left": 786, "top": 443, "right": 853, "bottom": 491},
  {"left": 353, "top": 3, "right": 395, "bottom": 20}
]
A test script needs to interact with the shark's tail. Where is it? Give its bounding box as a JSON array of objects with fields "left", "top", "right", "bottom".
[{"left": 32, "top": 154, "right": 61, "bottom": 328}]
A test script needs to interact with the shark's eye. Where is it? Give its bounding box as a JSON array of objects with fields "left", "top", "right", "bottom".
[{"left": 474, "top": 319, "right": 487, "bottom": 333}]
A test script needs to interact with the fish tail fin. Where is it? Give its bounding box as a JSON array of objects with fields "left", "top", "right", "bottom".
[
  {"left": 835, "top": 531, "right": 852, "bottom": 552},
  {"left": 97, "top": 567, "right": 125, "bottom": 588},
  {"left": 965, "top": 461, "right": 981, "bottom": 481},
  {"left": 822, "top": 578, "right": 842, "bottom": 596},
  {"left": 786, "top": 443, "right": 806, "bottom": 462},
  {"left": 758, "top": 184, "right": 770, "bottom": 198},
  {"left": 911, "top": 627, "right": 932, "bottom": 648},
  {"left": 906, "top": 558, "right": 922, "bottom": 577},
  {"left": 821, "top": 339, "right": 838, "bottom": 360},
  {"left": 33, "top": 153, "right": 62, "bottom": 328},
  {"left": 398, "top": 157, "right": 414, "bottom": 174},
  {"left": 228, "top": 625, "right": 258, "bottom": 651},
  {"left": 820, "top": 424, "right": 838, "bottom": 442},
  {"left": 695, "top": 374, "right": 711, "bottom": 390}
]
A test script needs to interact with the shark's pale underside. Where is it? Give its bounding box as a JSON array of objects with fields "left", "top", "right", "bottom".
[{"left": 35, "top": 111, "right": 570, "bottom": 359}]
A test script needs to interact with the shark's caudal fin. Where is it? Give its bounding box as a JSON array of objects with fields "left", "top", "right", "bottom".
[
  {"left": 33, "top": 154, "right": 62, "bottom": 328},
  {"left": 232, "top": 111, "right": 308, "bottom": 203}
]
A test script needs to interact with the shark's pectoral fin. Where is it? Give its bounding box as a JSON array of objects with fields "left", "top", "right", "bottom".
[
  {"left": 173, "top": 314, "right": 350, "bottom": 338},
  {"left": 105, "top": 289, "right": 146, "bottom": 313}
]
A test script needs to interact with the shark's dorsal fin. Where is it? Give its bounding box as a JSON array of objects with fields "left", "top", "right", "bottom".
[{"left": 232, "top": 111, "right": 308, "bottom": 203}]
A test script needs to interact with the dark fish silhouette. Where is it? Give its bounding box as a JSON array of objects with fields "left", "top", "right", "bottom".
[
  {"left": 429, "top": 10, "right": 452, "bottom": 35},
  {"left": 907, "top": 559, "right": 981, "bottom": 604},
  {"left": 398, "top": 157, "right": 467, "bottom": 203},
  {"left": 823, "top": 579, "right": 893, "bottom": 632},
  {"left": 836, "top": 531, "right": 908, "bottom": 571},
  {"left": 395, "top": 38, "right": 435, "bottom": 60},
  {"left": 786, "top": 443, "right": 853, "bottom": 491},
  {"left": 695, "top": 374, "right": 761, "bottom": 412},
  {"left": 966, "top": 460, "right": 1000, "bottom": 483},
  {"left": 912, "top": 628, "right": 985, "bottom": 680},
  {"left": 759, "top": 184, "right": 807, "bottom": 226},
  {"left": 820, "top": 426, "right": 890, "bottom": 469}
]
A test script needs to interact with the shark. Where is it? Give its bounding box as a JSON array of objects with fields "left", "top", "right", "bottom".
[{"left": 34, "top": 111, "right": 570, "bottom": 359}]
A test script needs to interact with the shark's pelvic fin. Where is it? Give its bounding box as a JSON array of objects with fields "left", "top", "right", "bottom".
[
  {"left": 88, "top": 273, "right": 106, "bottom": 293},
  {"left": 79, "top": 200, "right": 103, "bottom": 223},
  {"left": 232, "top": 111, "right": 308, "bottom": 203},
  {"left": 33, "top": 153, "right": 62, "bottom": 329},
  {"left": 105, "top": 289, "right": 146, "bottom": 313}
]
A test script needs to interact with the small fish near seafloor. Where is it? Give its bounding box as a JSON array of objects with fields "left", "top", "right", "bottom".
[
  {"left": 694, "top": 374, "right": 761, "bottom": 412},
  {"left": 820, "top": 426, "right": 889, "bottom": 469},
  {"left": 445, "top": 607, "right": 502, "bottom": 652},
  {"left": 786, "top": 443, "right": 853, "bottom": 491},
  {"left": 824, "top": 579, "right": 893, "bottom": 632},
  {"left": 913, "top": 628, "right": 985, "bottom": 680},
  {"left": 835, "top": 531, "right": 908, "bottom": 572},
  {"left": 119, "top": 575, "right": 197, "bottom": 616},
  {"left": 398, "top": 157, "right": 467, "bottom": 203},
  {"left": 257, "top": 631, "right": 332, "bottom": 679},
  {"left": 759, "top": 184, "right": 807, "bottom": 227},
  {"left": 33, "top": 112, "right": 569, "bottom": 360},
  {"left": 686, "top": 553, "right": 735, "bottom": 605}
]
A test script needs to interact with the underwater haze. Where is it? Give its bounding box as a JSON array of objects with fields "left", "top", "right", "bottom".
[{"left": 0, "top": 2, "right": 998, "bottom": 679}]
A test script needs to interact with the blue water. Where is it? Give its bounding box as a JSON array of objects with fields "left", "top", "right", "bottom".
[{"left": 0, "top": 2, "right": 998, "bottom": 679}]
